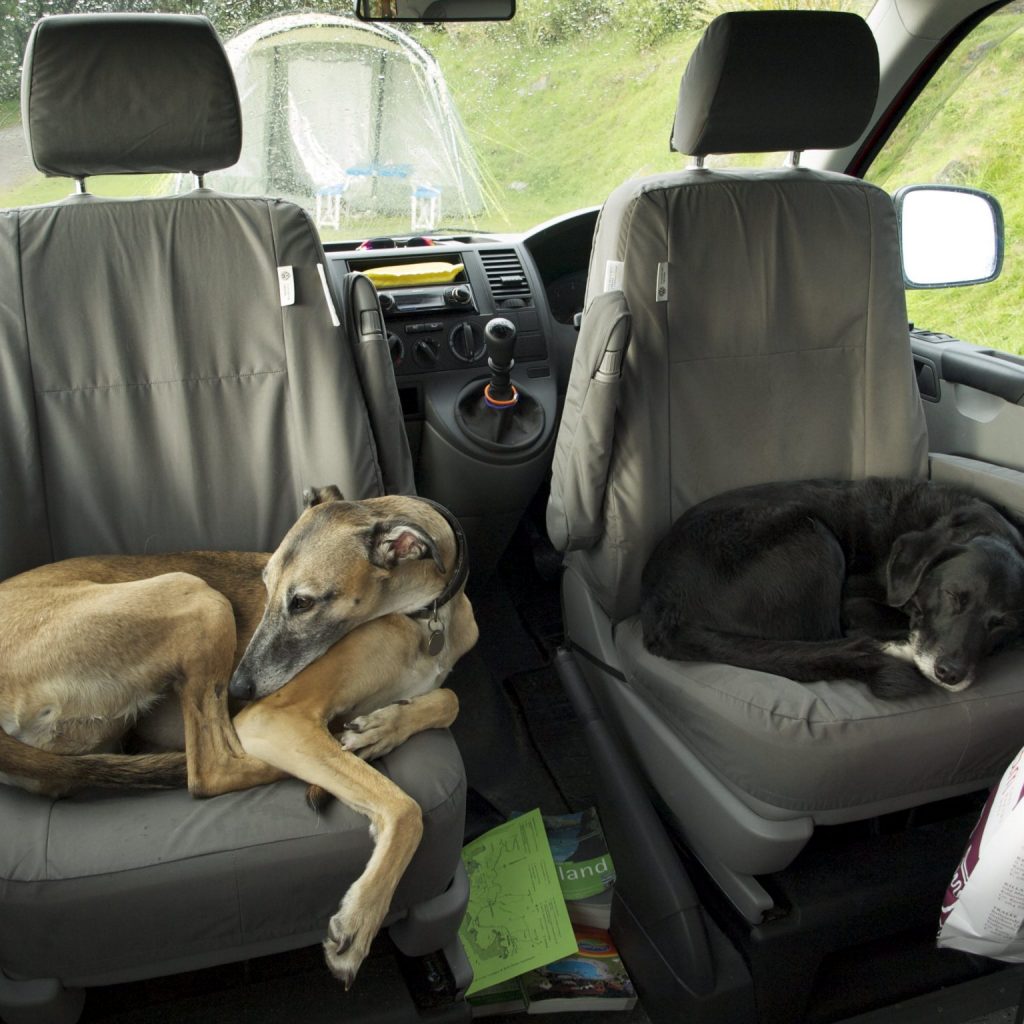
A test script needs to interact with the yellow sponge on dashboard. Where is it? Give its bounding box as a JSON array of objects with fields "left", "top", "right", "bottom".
[{"left": 363, "top": 262, "right": 464, "bottom": 287}]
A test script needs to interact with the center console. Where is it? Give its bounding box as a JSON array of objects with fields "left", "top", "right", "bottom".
[{"left": 325, "top": 240, "right": 558, "bottom": 574}]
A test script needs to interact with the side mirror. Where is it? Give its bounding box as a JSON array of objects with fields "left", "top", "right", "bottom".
[
  {"left": 355, "top": 0, "right": 514, "bottom": 20},
  {"left": 895, "top": 185, "right": 1003, "bottom": 289}
]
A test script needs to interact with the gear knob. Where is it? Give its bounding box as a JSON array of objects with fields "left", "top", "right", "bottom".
[{"left": 484, "top": 317, "right": 517, "bottom": 372}]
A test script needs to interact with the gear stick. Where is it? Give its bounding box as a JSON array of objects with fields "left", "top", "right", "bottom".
[
  {"left": 483, "top": 317, "right": 519, "bottom": 407},
  {"left": 455, "top": 317, "right": 545, "bottom": 451}
]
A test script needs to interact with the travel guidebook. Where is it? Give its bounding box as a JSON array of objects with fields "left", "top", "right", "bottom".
[
  {"left": 542, "top": 807, "right": 615, "bottom": 929},
  {"left": 519, "top": 924, "right": 637, "bottom": 1013}
]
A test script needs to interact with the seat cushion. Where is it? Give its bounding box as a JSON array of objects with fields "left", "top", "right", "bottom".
[
  {"left": 615, "top": 616, "right": 1024, "bottom": 818},
  {"left": 0, "top": 730, "right": 464, "bottom": 986}
]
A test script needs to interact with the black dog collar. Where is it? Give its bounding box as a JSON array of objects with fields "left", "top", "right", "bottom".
[{"left": 407, "top": 496, "right": 469, "bottom": 622}]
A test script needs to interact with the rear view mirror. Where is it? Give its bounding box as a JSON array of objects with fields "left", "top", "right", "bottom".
[
  {"left": 355, "top": 0, "right": 515, "bottom": 20},
  {"left": 895, "top": 185, "right": 1003, "bottom": 289}
]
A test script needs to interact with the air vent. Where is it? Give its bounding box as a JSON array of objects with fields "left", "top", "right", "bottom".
[{"left": 480, "top": 248, "right": 532, "bottom": 306}]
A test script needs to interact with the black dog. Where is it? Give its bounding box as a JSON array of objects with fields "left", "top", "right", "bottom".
[{"left": 640, "top": 478, "right": 1024, "bottom": 698}]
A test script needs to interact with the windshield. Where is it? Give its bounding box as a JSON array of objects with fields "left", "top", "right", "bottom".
[{"left": 0, "top": 0, "right": 872, "bottom": 239}]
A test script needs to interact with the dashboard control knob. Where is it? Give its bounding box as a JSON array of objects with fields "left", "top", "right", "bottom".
[
  {"left": 414, "top": 338, "right": 440, "bottom": 368},
  {"left": 387, "top": 332, "right": 404, "bottom": 368},
  {"left": 446, "top": 285, "right": 472, "bottom": 306},
  {"left": 378, "top": 292, "right": 396, "bottom": 313},
  {"left": 449, "top": 321, "right": 485, "bottom": 362}
]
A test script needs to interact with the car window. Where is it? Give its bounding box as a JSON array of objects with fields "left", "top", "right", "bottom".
[
  {"left": 0, "top": 0, "right": 869, "bottom": 239},
  {"left": 866, "top": 8, "right": 1024, "bottom": 354}
]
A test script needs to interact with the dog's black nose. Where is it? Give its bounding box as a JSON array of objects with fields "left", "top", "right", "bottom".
[
  {"left": 935, "top": 657, "right": 966, "bottom": 686},
  {"left": 229, "top": 672, "right": 255, "bottom": 700}
]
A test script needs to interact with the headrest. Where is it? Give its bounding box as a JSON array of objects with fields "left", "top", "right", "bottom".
[
  {"left": 671, "top": 11, "right": 879, "bottom": 157},
  {"left": 22, "top": 14, "right": 242, "bottom": 179}
]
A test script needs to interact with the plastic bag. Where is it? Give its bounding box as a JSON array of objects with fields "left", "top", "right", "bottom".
[{"left": 938, "top": 745, "right": 1024, "bottom": 961}]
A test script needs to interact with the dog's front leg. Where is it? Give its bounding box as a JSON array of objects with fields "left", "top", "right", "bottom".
[
  {"left": 232, "top": 701, "right": 423, "bottom": 988},
  {"left": 340, "top": 689, "right": 459, "bottom": 761}
]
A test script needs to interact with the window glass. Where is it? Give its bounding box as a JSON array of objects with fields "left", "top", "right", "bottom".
[
  {"left": 866, "top": 9, "right": 1024, "bottom": 353},
  {"left": 0, "top": 0, "right": 868, "bottom": 239}
]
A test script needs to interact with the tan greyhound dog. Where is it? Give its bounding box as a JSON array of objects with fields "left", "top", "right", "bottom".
[{"left": 0, "top": 487, "right": 477, "bottom": 987}]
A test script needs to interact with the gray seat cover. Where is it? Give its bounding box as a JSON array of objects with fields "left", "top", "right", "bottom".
[
  {"left": 616, "top": 619, "right": 1024, "bottom": 817},
  {"left": 547, "top": 11, "right": 1024, "bottom": 870},
  {"left": 0, "top": 193, "right": 390, "bottom": 578},
  {"left": 0, "top": 732, "right": 465, "bottom": 985}
]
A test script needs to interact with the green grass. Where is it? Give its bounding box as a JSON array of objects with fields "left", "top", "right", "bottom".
[
  {"left": 433, "top": 11, "right": 1024, "bottom": 354},
  {"left": 0, "top": 99, "right": 18, "bottom": 130},
  {"left": 0, "top": 174, "right": 176, "bottom": 207}
]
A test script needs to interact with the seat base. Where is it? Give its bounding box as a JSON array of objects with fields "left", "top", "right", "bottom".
[
  {"left": 0, "top": 731, "right": 466, "bottom": 1000},
  {"left": 556, "top": 643, "right": 1000, "bottom": 1024}
]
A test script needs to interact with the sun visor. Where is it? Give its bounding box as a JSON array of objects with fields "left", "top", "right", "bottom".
[{"left": 21, "top": 14, "right": 242, "bottom": 178}]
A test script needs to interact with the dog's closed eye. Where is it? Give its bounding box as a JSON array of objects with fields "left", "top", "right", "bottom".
[{"left": 942, "top": 588, "right": 968, "bottom": 612}]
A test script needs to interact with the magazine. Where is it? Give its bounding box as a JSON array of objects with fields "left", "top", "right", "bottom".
[
  {"left": 519, "top": 925, "right": 637, "bottom": 1013},
  {"left": 459, "top": 809, "right": 578, "bottom": 997}
]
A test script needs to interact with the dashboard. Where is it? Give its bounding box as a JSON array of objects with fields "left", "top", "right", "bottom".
[
  {"left": 329, "top": 243, "right": 550, "bottom": 377},
  {"left": 323, "top": 207, "right": 598, "bottom": 417},
  {"left": 321, "top": 209, "right": 597, "bottom": 574}
]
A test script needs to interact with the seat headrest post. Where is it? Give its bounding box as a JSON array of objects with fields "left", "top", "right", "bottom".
[
  {"left": 21, "top": 14, "right": 242, "bottom": 180},
  {"left": 671, "top": 11, "right": 879, "bottom": 158}
]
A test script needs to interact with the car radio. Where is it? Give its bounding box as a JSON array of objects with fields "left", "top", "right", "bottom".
[{"left": 376, "top": 283, "right": 476, "bottom": 316}]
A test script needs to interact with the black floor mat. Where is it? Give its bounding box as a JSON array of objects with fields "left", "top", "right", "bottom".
[{"left": 503, "top": 666, "right": 596, "bottom": 813}]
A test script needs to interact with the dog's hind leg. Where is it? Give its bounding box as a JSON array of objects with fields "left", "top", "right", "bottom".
[{"left": 171, "top": 578, "right": 286, "bottom": 796}]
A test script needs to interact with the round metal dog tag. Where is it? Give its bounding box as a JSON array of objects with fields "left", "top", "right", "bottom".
[{"left": 426, "top": 616, "right": 445, "bottom": 656}]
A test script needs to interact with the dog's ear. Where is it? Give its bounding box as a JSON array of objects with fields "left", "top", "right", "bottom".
[
  {"left": 303, "top": 485, "right": 345, "bottom": 509},
  {"left": 367, "top": 521, "right": 446, "bottom": 574},
  {"left": 886, "top": 528, "right": 958, "bottom": 607}
]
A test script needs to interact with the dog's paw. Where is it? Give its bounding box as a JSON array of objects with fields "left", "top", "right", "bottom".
[
  {"left": 340, "top": 701, "right": 410, "bottom": 761},
  {"left": 323, "top": 891, "right": 381, "bottom": 989}
]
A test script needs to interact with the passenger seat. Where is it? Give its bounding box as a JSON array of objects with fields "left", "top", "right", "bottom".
[{"left": 0, "top": 14, "right": 468, "bottom": 1022}]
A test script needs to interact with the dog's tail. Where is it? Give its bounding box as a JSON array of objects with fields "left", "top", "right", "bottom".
[
  {"left": 645, "top": 626, "right": 929, "bottom": 699},
  {"left": 0, "top": 728, "right": 187, "bottom": 792}
]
